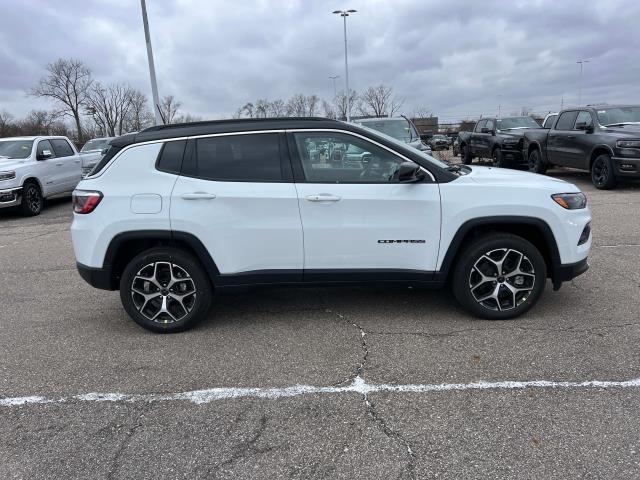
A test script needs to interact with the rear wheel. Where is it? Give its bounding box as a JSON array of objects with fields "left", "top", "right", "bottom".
[
  {"left": 528, "top": 149, "right": 547, "bottom": 174},
  {"left": 19, "top": 181, "right": 43, "bottom": 216},
  {"left": 452, "top": 234, "right": 546, "bottom": 320},
  {"left": 591, "top": 154, "right": 617, "bottom": 190},
  {"left": 119, "top": 247, "right": 213, "bottom": 333},
  {"left": 461, "top": 144, "right": 472, "bottom": 165},
  {"left": 491, "top": 148, "right": 508, "bottom": 168}
]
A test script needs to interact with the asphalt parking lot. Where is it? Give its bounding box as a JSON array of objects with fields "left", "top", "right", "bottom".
[{"left": 1, "top": 168, "right": 639, "bottom": 479}]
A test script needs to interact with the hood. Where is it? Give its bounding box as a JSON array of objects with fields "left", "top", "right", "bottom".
[
  {"left": 465, "top": 165, "right": 578, "bottom": 191},
  {"left": 0, "top": 158, "right": 27, "bottom": 170}
]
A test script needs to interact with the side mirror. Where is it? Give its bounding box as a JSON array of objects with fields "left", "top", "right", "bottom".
[
  {"left": 397, "top": 162, "right": 425, "bottom": 183},
  {"left": 38, "top": 149, "right": 53, "bottom": 160},
  {"left": 100, "top": 147, "right": 109, "bottom": 155},
  {"left": 576, "top": 122, "right": 593, "bottom": 133}
]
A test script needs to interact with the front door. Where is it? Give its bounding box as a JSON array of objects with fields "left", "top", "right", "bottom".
[
  {"left": 289, "top": 130, "right": 441, "bottom": 277},
  {"left": 547, "top": 110, "right": 579, "bottom": 166}
]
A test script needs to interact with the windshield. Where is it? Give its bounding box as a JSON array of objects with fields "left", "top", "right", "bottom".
[
  {"left": 354, "top": 124, "right": 450, "bottom": 170},
  {"left": 496, "top": 117, "right": 540, "bottom": 130},
  {"left": 0, "top": 140, "right": 34, "bottom": 159},
  {"left": 81, "top": 138, "right": 111, "bottom": 152},
  {"left": 355, "top": 119, "right": 419, "bottom": 143},
  {"left": 596, "top": 107, "right": 640, "bottom": 126}
]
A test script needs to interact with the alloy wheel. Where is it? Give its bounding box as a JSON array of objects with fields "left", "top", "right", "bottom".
[
  {"left": 468, "top": 248, "right": 536, "bottom": 311},
  {"left": 25, "top": 185, "right": 41, "bottom": 213},
  {"left": 131, "top": 261, "right": 197, "bottom": 323},
  {"left": 592, "top": 158, "right": 608, "bottom": 186}
]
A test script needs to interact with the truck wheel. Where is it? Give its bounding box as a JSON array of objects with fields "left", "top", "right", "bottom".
[
  {"left": 19, "top": 181, "right": 44, "bottom": 216},
  {"left": 461, "top": 144, "right": 472, "bottom": 165},
  {"left": 528, "top": 149, "right": 547, "bottom": 174},
  {"left": 491, "top": 149, "right": 508, "bottom": 168},
  {"left": 452, "top": 233, "right": 546, "bottom": 320},
  {"left": 119, "top": 247, "right": 213, "bottom": 333},
  {"left": 591, "top": 154, "right": 617, "bottom": 190}
]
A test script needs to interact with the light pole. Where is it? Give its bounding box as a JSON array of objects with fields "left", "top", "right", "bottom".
[
  {"left": 332, "top": 9, "right": 356, "bottom": 121},
  {"left": 577, "top": 59, "right": 589, "bottom": 107},
  {"left": 329, "top": 75, "right": 340, "bottom": 98},
  {"left": 141, "top": 0, "right": 163, "bottom": 125}
]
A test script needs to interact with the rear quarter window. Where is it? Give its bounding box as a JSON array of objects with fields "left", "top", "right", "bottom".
[{"left": 156, "top": 140, "right": 187, "bottom": 174}]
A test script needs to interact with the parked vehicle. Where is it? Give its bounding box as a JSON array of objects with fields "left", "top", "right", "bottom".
[
  {"left": 452, "top": 138, "right": 460, "bottom": 157},
  {"left": 458, "top": 116, "right": 541, "bottom": 167},
  {"left": 429, "top": 134, "right": 450, "bottom": 150},
  {"left": 353, "top": 117, "right": 432, "bottom": 154},
  {"left": 0, "top": 136, "right": 82, "bottom": 216},
  {"left": 71, "top": 118, "right": 591, "bottom": 332},
  {"left": 542, "top": 113, "right": 558, "bottom": 129},
  {"left": 80, "top": 137, "right": 114, "bottom": 177},
  {"left": 523, "top": 105, "right": 640, "bottom": 189}
]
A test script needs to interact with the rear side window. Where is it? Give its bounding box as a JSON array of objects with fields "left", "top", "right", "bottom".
[
  {"left": 185, "top": 133, "right": 282, "bottom": 182},
  {"left": 50, "top": 139, "right": 74, "bottom": 157},
  {"left": 156, "top": 140, "right": 186, "bottom": 174},
  {"left": 555, "top": 111, "right": 578, "bottom": 130}
]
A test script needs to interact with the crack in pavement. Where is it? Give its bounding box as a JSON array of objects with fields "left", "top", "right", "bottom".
[{"left": 106, "top": 405, "right": 149, "bottom": 480}]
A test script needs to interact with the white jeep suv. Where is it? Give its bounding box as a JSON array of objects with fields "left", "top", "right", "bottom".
[{"left": 71, "top": 118, "right": 592, "bottom": 333}]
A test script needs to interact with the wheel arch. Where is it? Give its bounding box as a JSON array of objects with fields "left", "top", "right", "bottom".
[
  {"left": 438, "top": 216, "right": 561, "bottom": 283},
  {"left": 589, "top": 145, "right": 614, "bottom": 169},
  {"left": 103, "top": 230, "right": 220, "bottom": 290},
  {"left": 21, "top": 176, "right": 43, "bottom": 192}
]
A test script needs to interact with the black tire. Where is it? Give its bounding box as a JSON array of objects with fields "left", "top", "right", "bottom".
[
  {"left": 19, "top": 181, "right": 44, "bottom": 216},
  {"left": 461, "top": 144, "right": 472, "bottom": 165},
  {"left": 119, "top": 247, "right": 213, "bottom": 333},
  {"left": 528, "top": 149, "right": 547, "bottom": 175},
  {"left": 491, "top": 148, "right": 508, "bottom": 168},
  {"left": 452, "top": 233, "right": 547, "bottom": 320},
  {"left": 591, "top": 154, "right": 617, "bottom": 190}
]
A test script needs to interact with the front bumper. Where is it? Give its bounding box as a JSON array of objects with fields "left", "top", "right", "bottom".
[
  {"left": 611, "top": 156, "right": 640, "bottom": 178},
  {"left": 551, "top": 258, "right": 589, "bottom": 290},
  {"left": 0, "top": 187, "right": 22, "bottom": 209},
  {"left": 77, "top": 262, "right": 116, "bottom": 290}
]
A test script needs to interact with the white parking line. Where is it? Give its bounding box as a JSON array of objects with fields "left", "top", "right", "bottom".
[{"left": 2, "top": 376, "right": 640, "bottom": 407}]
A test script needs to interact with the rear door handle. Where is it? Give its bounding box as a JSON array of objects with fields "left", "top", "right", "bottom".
[
  {"left": 55, "top": 162, "right": 63, "bottom": 166},
  {"left": 306, "top": 194, "right": 342, "bottom": 202},
  {"left": 567, "top": 135, "right": 575, "bottom": 139},
  {"left": 181, "top": 192, "right": 217, "bottom": 200}
]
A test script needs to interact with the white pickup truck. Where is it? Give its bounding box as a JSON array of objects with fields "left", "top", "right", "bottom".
[{"left": 0, "top": 136, "right": 83, "bottom": 216}]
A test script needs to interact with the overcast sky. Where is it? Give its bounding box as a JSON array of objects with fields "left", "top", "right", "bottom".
[{"left": 1, "top": 0, "right": 639, "bottom": 123}]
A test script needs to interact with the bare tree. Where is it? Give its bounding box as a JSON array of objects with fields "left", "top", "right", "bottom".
[
  {"left": 307, "top": 95, "right": 320, "bottom": 116},
  {"left": 333, "top": 89, "right": 358, "bottom": 120},
  {"left": 124, "top": 89, "right": 153, "bottom": 132},
  {"left": 31, "top": 58, "right": 93, "bottom": 142},
  {"left": 411, "top": 106, "right": 432, "bottom": 119},
  {"left": 360, "top": 84, "right": 404, "bottom": 117},
  {"left": 159, "top": 95, "right": 181, "bottom": 124},
  {"left": 239, "top": 102, "right": 255, "bottom": 118},
  {"left": 286, "top": 94, "right": 308, "bottom": 116},
  {"left": 268, "top": 99, "right": 286, "bottom": 117},
  {"left": 322, "top": 100, "right": 336, "bottom": 119},
  {"left": 254, "top": 99, "right": 270, "bottom": 118},
  {"left": 0, "top": 110, "right": 16, "bottom": 137},
  {"left": 86, "top": 82, "right": 135, "bottom": 136},
  {"left": 19, "top": 110, "right": 69, "bottom": 137}
]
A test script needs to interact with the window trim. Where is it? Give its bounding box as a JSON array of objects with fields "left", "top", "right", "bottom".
[{"left": 286, "top": 128, "right": 436, "bottom": 184}]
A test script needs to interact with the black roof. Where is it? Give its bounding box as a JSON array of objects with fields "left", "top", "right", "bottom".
[{"left": 110, "top": 117, "right": 348, "bottom": 148}]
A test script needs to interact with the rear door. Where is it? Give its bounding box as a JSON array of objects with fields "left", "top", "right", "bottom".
[
  {"left": 50, "top": 138, "right": 81, "bottom": 191},
  {"left": 565, "top": 110, "right": 595, "bottom": 169},
  {"left": 547, "top": 111, "right": 578, "bottom": 165},
  {"left": 170, "top": 131, "right": 303, "bottom": 280},
  {"left": 470, "top": 120, "right": 486, "bottom": 156},
  {"left": 289, "top": 129, "right": 441, "bottom": 276}
]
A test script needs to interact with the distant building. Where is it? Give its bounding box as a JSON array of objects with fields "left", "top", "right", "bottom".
[{"left": 412, "top": 117, "right": 439, "bottom": 137}]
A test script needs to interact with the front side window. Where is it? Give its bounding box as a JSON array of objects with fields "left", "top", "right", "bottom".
[
  {"left": 293, "top": 132, "right": 407, "bottom": 183},
  {"left": 51, "top": 139, "right": 74, "bottom": 157},
  {"left": 485, "top": 119, "right": 495, "bottom": 131},
  {"left": 185, "top": 133, "right": 282, "bottom": 182},
  {"left": 37, "top": 140, "right": 55, "bottom": 159},
  {"left": 475, "top": 120, "right": 487, "bottom": 133},
  {"left": 555, "top": 111, "right": 579, "bottom": 130},
  {"left": 574, "top": 111, "right": 593, "bottom": 128}
]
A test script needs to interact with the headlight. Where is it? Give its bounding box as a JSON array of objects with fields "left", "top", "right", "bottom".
[
  {"left": 0, "top": 171, "right": 16, "bottom": 181},
  {"left": 616, "top": 139, "right": 640, "bottom": 148},
  {"left": 551, "top": 192, "right": 587, "bottom": 210}
]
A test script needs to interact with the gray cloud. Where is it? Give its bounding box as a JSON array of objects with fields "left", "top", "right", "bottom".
[{"left": 1, "top": 0, "right": 639, "bottom": 123}]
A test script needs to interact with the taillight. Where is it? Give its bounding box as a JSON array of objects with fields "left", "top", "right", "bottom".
[{"left": 73, "top": 190, "right": 103, "bottom": 214}]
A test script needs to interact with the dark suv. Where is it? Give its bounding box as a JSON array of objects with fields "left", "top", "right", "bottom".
[{"left": 523, "top": 105, "right": 640, "bottom": 189}]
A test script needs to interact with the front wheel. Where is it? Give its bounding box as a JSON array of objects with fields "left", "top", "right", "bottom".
[
  {"left": 528, "top": 149, "right": 547, "bottom": 174},
  {"left": 19, "top": 182, "right": 44, "bottom": 216},
  {"left": 119, "top": 247, "right": 213, "bottom": 333},
  {"left": 591, "top": 154, "right": 617, "bottom": 190},
  {"left": 491, "top": 149, "right": 508, "bottom": 168},
  {"left": 452, "top": 234, "right": 547, "bottom": 320},
  {"left": 461, "top": 144, "right": 472, "bottom": 165}
]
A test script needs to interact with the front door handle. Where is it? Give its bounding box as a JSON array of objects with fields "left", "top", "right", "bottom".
[
  {"left": 181, "top": 192, "right": 217, "bottom": 200},
  {"left": 306, "top": 194, "right": 342, "bottom": 202},
  {"left": 56, "top": 162, "right": 64, "bottom": 166},
  {"left": 566, "top": 135, "right": 575, "bottom": 139}
]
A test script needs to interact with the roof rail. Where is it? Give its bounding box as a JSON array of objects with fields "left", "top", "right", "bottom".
[{"left": 142, "top": 117, "right": 332, "bottom": 133}]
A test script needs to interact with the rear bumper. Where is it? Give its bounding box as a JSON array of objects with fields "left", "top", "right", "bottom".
[
  {"left": 611, "top": 156, "right": 640, "bottom": 178},
  {"left": 551, "top": 258, "right": 589, "bottom": 290},
  {"left": 0, "top": 187, "right": 22, "bottom": 209},
  {"left": 77, "top": 262, "right": 115, "bottom": 290}
]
